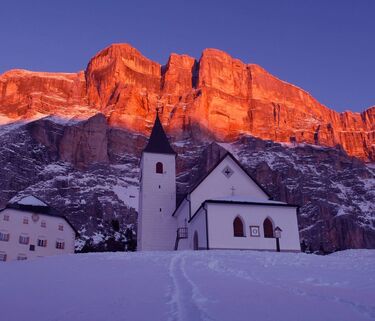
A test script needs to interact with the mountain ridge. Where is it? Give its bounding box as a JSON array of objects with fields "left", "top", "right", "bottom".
[{"left": 0, "top": 43, "right": 374, "bottom": 161}]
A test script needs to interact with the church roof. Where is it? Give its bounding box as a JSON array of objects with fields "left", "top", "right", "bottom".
[
  {"left": 172, "top": 152, "right": 274, "bottom": 217},
  {"left": 143, "top": 113, "right": 176, "bottom": 155},
  {"left": 208, "top": 195, "right": 286, "bottom": 204},
  {"left": 187, "top": 152, "right": 272, "bottom": 198}
]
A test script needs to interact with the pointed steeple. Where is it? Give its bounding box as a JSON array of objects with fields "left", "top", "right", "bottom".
[{"left": 143, "top": 113, "right": 176, "bottom": 155}]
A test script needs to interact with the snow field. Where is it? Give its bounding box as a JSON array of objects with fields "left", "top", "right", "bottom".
[{"left": 0, "top": 250, "right": 374, "bottom": 321}]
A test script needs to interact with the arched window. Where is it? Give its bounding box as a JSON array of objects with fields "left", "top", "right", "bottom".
[
  {"left": 156, "top": 162, "right": 163, "bottom": 174},
  {"left": 263, "top": 218, "right": 274, "bottom": 238},
  {"left": 193, "top": 231, "right": 199, "bottom": 250},
  {"left": 233, "top": 216, "right": 245, "bottom": 237}
]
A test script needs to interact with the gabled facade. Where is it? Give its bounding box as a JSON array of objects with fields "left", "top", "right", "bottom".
[
  {"left": 0, "top": 196, "right": 77, "bottom": 262},
  {"left": 138, "top": 115, "right": 301, "bottom": 252}
]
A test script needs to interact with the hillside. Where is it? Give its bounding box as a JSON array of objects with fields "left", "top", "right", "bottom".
[{"left": 0, "top": 250, "right": 374, "bottom": 321}]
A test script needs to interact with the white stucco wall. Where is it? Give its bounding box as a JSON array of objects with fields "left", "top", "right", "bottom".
[
  {"left": 206, "top": 203, "right": 300, "bottom": 251},
  {"left": 174, "top": 199, "right": 190, "bottom": 250},
  {"left": 190, "top": 156, "right": 269, "bottom": 215},
  {"left": 188, "top": 207, "right": 208, "bottom": 250},
  {"left": 0, "top": 209, "right": 75, "bottom": 262},
  {"left": 138, "top": 152, "right": 177, "bottom": 251}
]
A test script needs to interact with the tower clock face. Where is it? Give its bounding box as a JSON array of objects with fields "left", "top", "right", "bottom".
[{"left": 32, "top": 213, "right": 40, "bottom": 222}]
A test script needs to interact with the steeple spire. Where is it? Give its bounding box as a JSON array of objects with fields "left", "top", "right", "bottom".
[{"left": 143, "top": 113, "right": 176, "bottom": 155}]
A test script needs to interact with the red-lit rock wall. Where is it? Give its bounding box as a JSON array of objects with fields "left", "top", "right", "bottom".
[{"left": 0, "top": 44, "right": 374, "bottom": 161}]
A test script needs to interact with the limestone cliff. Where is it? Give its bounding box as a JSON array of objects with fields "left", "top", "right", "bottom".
[{"left": 1, "top": 43, "right": 374, "bottom": 161}]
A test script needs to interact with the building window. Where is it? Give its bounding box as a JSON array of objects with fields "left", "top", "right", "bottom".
[
  {"left": 263, "top": 218, "right": 274, "bottom": 238},
  {"left": 19, "top": 235, "right": 30, "bottom": 245},
  {"left": 17, "top": 254, "right": 27, "bottom": 261},
  {"left": 56, "top": 241, "right": 65, "bottom": 250},
  {"left": 156, "top": 162, "right": 163, "bottom": 174},
  {"left": 58, "top": 224, "right": 64, "bottom": 231},
  {"left": 23, "top": 217, "right": 29, "bottom": 224},
  {"left": 0, "top": 232, "right": 10, "bottom": 242},
  {"left": 0, "top": 252, "right": 7, "bottom": 261},
  {"left": 29, "top": 245, "right": 35, "bottom": 251},
  {"left": 41, "top": 221, "right": 46, "bottom": 228},
  {"left": 37, "top": 239, "right": 47, "bottom": 247},
  {"left": 233, "top": 216, "right": 245, "bottom": 237},
  {"left": 3, "top": 214, "right": 9, "bottom": 221}
]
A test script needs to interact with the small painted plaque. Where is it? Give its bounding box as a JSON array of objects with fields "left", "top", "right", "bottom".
[
  {"left": 250, "top": 225, "right": 260, "bottom": 237},
  {"left": 222, "top": 165, "right": 234, "bottom": 178}
]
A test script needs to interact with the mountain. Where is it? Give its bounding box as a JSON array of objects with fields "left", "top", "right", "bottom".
[
  {"left": 0, "top": 44, "right": 374, "bottom": 251},
  {"left": 1, "top": 43, "right": 374, "bottom": 161}
]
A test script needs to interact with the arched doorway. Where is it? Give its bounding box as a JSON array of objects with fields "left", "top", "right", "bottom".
[
  {"left": 193, "top": 231, "right": 199, "bottom": 250},
  {"left": 263, "top": 218, "right": 274, "bottom": 238},
  {"left": 233, "top": 216, "right": 245, "bottom": 237}
]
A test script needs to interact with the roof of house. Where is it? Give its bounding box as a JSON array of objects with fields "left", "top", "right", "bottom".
[
  {"left": 143, "top": 113, "right": 176, "bottom": 155},
  {"left": 3, "top": 195, "right": 79, "bottom": 236}
]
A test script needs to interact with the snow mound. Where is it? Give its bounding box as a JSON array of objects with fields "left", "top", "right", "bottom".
[{"left": 0, "top": 250, "right": 374, "bottom": 321}]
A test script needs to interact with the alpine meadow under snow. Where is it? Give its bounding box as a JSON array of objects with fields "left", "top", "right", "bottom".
[{"left": 1, "top": 250, "right": 374, "bottom": 321}]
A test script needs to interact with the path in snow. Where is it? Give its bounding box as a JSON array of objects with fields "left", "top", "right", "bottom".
[{"left": 0, "top": 250, "right": 374, "bottom": 321}]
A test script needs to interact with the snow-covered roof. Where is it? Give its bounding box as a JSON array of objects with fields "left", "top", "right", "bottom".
[
  {"left": 207, "top": 195, "right": 287, "bottom": 204},
  {"left": 16, "top": 195, "right": 48, "bottom": 207},
  {"left": 3, "top": 195, "right": 79, "bottom": 235}
]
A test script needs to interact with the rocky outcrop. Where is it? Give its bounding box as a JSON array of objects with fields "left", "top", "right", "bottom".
[
  {"left": 0, "top": 69, "right": 88, "bottom": 118},
  {"left": 0, "top": 44, "right": 374, "bottom": 161}
]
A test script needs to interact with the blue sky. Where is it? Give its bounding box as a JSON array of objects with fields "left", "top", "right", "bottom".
[{"left": 0, "top": 0, "right": 374, "bottom": 112}]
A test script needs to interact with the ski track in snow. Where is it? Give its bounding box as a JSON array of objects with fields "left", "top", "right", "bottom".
[
  {"left": 1, "top": 250, "right": 374, "bottom": 321},
  {"left": 205, "top": 253, "right": 375, "bottom": 320},
  {"left": 168, "top": 252, "right": 213, "bottom": 321}
]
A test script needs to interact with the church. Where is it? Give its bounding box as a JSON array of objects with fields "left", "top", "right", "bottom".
[{"left": 137, "top": 114, "right": 301, "bottom": 252}]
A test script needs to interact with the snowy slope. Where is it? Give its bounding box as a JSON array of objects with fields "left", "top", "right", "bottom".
[{"left": 0, "top": 250, "right": 374, "bottom": 321}]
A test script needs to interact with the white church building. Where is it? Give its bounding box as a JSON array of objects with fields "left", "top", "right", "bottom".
[{"left": 138, "top": 115, "right": 301, "bottom": 252}]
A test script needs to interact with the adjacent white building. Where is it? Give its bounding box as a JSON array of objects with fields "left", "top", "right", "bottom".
[
  {"left": 138, "top": 114, "right": 301, "bottom": 252},
  {"left": 0, "top": 196, "right": 77, "bottom": 262}
]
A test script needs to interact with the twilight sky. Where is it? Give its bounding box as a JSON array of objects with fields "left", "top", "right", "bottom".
[{"left": 0, "top": 0, "right": 374, "bottom": 112}]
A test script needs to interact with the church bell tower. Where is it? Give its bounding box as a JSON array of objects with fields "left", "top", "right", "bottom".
[{"left": 137, "top": 113, "right": 177, "bottom": 251}]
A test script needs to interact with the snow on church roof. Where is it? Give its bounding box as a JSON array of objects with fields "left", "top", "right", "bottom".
[
  {"left": 207, "top": 196, "right": 287, "bottom": 204},
  {"left": 205, "top": 195, "right": 298, "bottom": 207}
]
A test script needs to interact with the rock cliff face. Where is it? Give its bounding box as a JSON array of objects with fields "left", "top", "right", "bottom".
[
  {"left": 0, "top": 43, "right": 374, "bottom": 161},
  {"left": 0, "top": 116, "right": 374, "bottom": 251}
]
